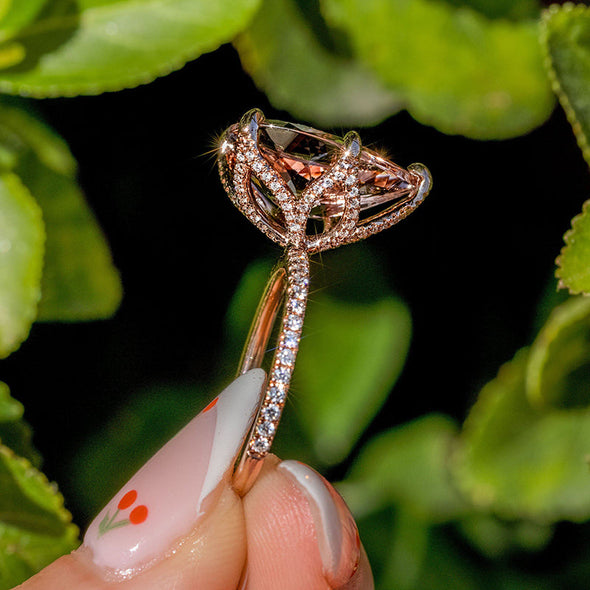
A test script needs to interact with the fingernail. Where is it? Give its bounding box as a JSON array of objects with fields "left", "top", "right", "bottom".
[
  {"left": 84, "top": 369, "right": 266, "bottom": 577},
  {"left": 279, "top": 460, "right": 361, "bottom": 587}
]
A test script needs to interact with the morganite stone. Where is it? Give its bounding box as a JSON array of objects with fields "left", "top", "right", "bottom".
[{"left": 254, "top": 121, "right": 418, "bottom": 220}]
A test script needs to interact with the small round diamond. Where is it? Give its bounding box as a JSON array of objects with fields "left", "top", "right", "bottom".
[
  {"left": 286, "top": 315, "right": 303, "bottom": 331},
  {"left": 268, "top": 385, "right": 286, "bottom": 403},
  {"left": 289, "top": 284, "right": 307, "bottom": 299},
  {"left": 273, "top": 366, "right": 291, "bottom": 383},
  {"left": 257, "top": 421, "right": 276, "bottom": 437},
  {"left": 263, "top": 404, "right": 281, "bottom": 421},
  {"left": 289, "top": 299, "right": 305, "bottom": 314},
  {"left": 283, "top": 330, "right": 299, "bottom": 348},
  {"left": 251, "top": 437, "right": 270, "bottom": 455},
  {"left": 278, "top": 347, "right": 295, "bottom": 365}
]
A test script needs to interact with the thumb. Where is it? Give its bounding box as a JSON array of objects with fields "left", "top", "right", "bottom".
[{"left": 17, "top": 369, "right": 266, "bottom": 590}]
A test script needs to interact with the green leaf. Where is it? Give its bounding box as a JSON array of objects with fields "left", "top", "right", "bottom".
[
  {"left": 0, "top": 445, "right": 79, "bottom": 589},
  {"left": 444, "top": 0, "right": 540, "bottom": 21},
  {"left": 380, "top": 508, "right": 430, "bottom": 590},
  {"left": 0, "top": 0, "right": 48, "bottom": 36},
  {"left": 526, "top": 296, "right": 590, "bottom": 408},
  {"left": 542, "top": 3, "right": 590, "bottom": 169},
  {"left": 322, "top": 0, "right": 554, "bottom": 139},
  {"left": 556, "top": 199, "right": 590, "bottom": 296},
  {"left": 0, "top": 171, "right": 44, "bottom": 358},
  {"left": 0, "top": 381, "right": 21, "bottom": 422},
  {"left": 453, "top": 348, "right": 590, "bottom": 522},
  {"left": 458, "top": 513, "right": 553, "bottom": 559},
  {"left": 0, "top": 104, "right": 122, "bottom": 320},
  {"left": 0, "top": 382, "right": 40, "bottom": 467},
  {"left": 415, "top": 526, "right": 554, "bottom": 590},
  {"left": 296, "top": 294, "right": 411, "bottom": 464},
  {"left": 340, "top": 414, "right": 465, "bottom": 522},
  {"left": 235, "top": 0, "right": 401, "bottom": 127},
  {"left": 0, "top": 0, "right": 262, "bottom": 97}
]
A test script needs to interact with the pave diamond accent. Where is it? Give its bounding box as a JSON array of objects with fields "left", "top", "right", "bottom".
[
  {"left": 218, "top": 110, "right": 429, "bottom": 255},
  {"left": 268, "top": 385, "right": 286, "bottom": 403},
  {"left": 250, "top": 437, "right": 270, "bottom": 455},
  {"left": 247, "top": 247, "right": 309, "bottom": 458},
  {"left": 257, "top": 421, "right": 276, "bottom": 437},
  {"left": 262, "top": 404, "right": 281, "bottom": 421}
]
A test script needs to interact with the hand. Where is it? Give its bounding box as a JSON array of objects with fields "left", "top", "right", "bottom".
[{"left": 17, "top": 370, "right": 372, "bottom": 590}]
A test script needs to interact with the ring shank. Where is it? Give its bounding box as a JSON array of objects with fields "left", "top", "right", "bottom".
[
  {"left": 238, "top": 265, "right": 287, "bottom": 375},
  {"left": 232, "top": 248, "right": 309, "bottom": 496},
  {"left": 234, "top": 264, "right": 287, "bottom": 496}
]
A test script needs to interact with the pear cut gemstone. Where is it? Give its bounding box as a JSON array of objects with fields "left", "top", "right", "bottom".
[{"left": 253, "top": 121, "right": 418, "bottom": 220}]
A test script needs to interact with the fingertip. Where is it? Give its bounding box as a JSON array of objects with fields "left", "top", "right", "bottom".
[
  {"left": 278, "top": 461, "right": 362, "bottom": 588},
  {"left": 243, "top": 457, "right": 369, "bottom": 589}
]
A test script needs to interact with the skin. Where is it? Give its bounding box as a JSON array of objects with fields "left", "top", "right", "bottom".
[{"left": 17, "top": 456, "right": 373, "bottom": 590}]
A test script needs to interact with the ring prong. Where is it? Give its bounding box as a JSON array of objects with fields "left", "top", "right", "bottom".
[
  {"left": 240, "top": 108, "right": 265, "bottom": 138},
  {"left": 408, "top": 163, "right": 432, "bottom": 203},
  {"left": 343, "top": 130, "right": 362, "bottom": 158}
]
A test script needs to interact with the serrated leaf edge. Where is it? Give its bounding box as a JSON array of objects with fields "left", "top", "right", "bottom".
[
  {"left": 0, "top": 443, "right": 79, "bottom": 535},
  {"left": 526, "top": 296, "right": 590, "bottom": 406},
  {"left": 0, "top": 172, "right": 45, "bottom": 358},
  {"left": 541, "top": 2, "right": 590, "bottom": 168},
  {"left": 0, "top": 0, "right": 262, "bottom": 98},
  {"left": 555, "top": 198, "right": 590, "bottom": 295}
]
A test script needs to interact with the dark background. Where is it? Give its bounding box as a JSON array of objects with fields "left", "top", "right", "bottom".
[{"left": 3, "top": 43, "right": 589, "bottom": 527}]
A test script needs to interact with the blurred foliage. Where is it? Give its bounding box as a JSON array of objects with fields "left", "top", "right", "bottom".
[
  {"left": 0, "top": 445, "right": 78, "bottom": 588},
  {"left": 0, "top": 104, "right": 122, "bottom": 321},
  {"left": 543, "top": 3, "right": 590, "bottom": 169},
  {"left": 0, "top": 0, "right": 262, "bottom": 96},
  {"left": 0, "top": 0, "right": 590, "bottom": 588},
  {"left": 557, "top": 199, "right": 590, "bottom": 296},
  {"left": 341, "top": 414, "right": 465, "bottom": 522},
  {"left": 0, "top": 172, "right": 43, "bottom": 358},
  {"left": 526, "top": 296, "right": 590, "bottom": 409},
  {"left": 322, "top": 0, "right": 554, "bottom": 138},
  {"left": 453, "top": 345, "right": 590, "bottom": 522},
  {"left": 544, "top": 4, "right": 590, "bottom": 295},
  {"left": 235, "top": 0, "right": 402, "bottom": 127},
  {"left": 0, "top": 381, "right": 39, "bottom": 467}
]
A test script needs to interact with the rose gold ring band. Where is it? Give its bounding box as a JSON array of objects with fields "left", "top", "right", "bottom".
[
  {"left": 232, "top": 247, "right": 309, "bottom": 496},
  {"left": 218, "top": 109, "right": 432, "bottom": 496}
]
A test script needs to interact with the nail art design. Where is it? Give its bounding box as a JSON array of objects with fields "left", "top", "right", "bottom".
[
  {"left": 84, "top": 369, "right": 265, "bottom": 576},
  {"left": 97, "top": 489, "right": 148, "bottom": 537}
]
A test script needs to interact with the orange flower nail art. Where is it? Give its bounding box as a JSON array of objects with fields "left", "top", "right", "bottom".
[{"left": 98, "top": 489, "right": 148, "bottom": 537}]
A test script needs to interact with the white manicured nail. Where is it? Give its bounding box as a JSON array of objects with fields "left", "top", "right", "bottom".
[{"left": 279, "top": 460, "right": 361, "bottom": 587}]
